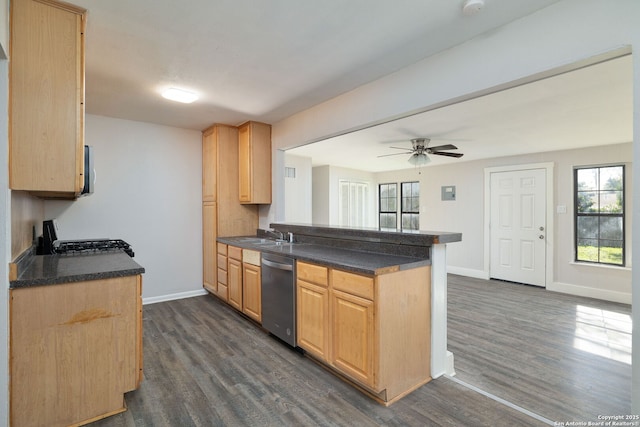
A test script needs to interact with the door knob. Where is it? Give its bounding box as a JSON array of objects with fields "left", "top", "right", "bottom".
[{"left": 539, "top": 226, "right": 545, "bottom": 231}]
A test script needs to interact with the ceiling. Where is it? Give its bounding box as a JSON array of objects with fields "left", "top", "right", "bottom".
[
  {"left": 288, "top": 54, "right": 633, "bottom": 172},
  {"left": 72, "top": 0, "right": 566, "bottom": 131}
]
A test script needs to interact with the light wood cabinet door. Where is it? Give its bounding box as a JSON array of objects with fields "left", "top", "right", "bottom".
[
  {"left": 216, "top": 124, "right": 259, "bottom": 236},
  {"left": 10, "top": 0, "right": 86, "bottom": 198},
  {"left": 238, "top": 121, "right": 272, "bottom": 204},
  {"left": 10, "top": 276, "right": 142, "bottom": 427},
  {"left": 297, "top": 279, "right": 330, "bottom": 361},
  {"left": 202, "top": 129, "right": 217, "bottom": 202},
  {"left": 203, "top": 202, "right": 217, "bottom": 294},
  {"left": 242, "top": 263, "right": 261, "bottom": 322},
  {"left": 331, "top": 289, "right": 375, "bottom": 388},
  {"left": 227, "top": 258, "right": 243, "bottom": 311}
]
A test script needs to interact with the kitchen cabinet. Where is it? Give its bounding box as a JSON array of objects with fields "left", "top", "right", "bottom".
[
  {"left": 202, "top": 124, "right": 258, "bottom": 295},
  {"left": 203, "top": 203, "right": 217, "bottom": 293},
  {"left": 227, "top": 246, "right": 243, "bottom": 311},
  {"left": 238, "top": 121, "right": 272, "bottom": 204},
  {"left": 295, "top": 261, "right": 432, "bottom": 405},
  {"left": 10, "top": 275, "right": 143, "bottom": 426},
  {"left": 331, "top": 276, "right": 375, "bottom": 387},
  {"left": 242, "top": 249, "right": 261, "bottom": 322},
  {"left": 296, "top": 261, "right": 330, "bottom": 362},
  {"left": 216, "top": 242, "right": 228, "bottom": 300},
  {"left": 242, "top": 263, "right": 261, "bottom": 323},
  {"left": 10, "top": 0, "right": 86, "bottom": 198}
]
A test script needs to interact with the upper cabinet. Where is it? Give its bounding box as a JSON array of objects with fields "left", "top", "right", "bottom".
[
  {"left": 10, "top": 0, "right": 87, "bottom": 199},
  {"left": 238, "top": 121, "right": 272, "bottom": 204}
]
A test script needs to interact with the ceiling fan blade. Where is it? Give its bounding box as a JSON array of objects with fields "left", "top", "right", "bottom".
[
  {"left": 428, "top": 144, "right": 457, "bottom": 151},
  {"left": 377, "top": 152, "right": 411, "bottom": 158},
  {"left": 388, "top": 146, "right": 413, "bottom": 151},
  {"left": 431, "top": 151, "right": 464, "bottom": 158}
]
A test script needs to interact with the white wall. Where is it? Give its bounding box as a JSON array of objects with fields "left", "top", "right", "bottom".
[
  {"left": 375, "top": 143, "right": 632, "bottom": 303},
  {"left": 0, "top": 0, "right": 7, "bottom": 59},
  {"left": 311, "top": 165, "right": 330, "bottom": 224},
  {"left": 269, "top": 0, "right": 640, "bottom": 411},
  {"left": 44, "top": 114, "right": 204, "bottom": 302},
  {"left": 283, "top": 154, "right": 312, "bottom": 223}
]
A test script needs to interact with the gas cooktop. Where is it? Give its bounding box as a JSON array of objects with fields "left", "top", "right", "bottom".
[{"left": 53, "top": 239, "right": 135, "bottom": 257}]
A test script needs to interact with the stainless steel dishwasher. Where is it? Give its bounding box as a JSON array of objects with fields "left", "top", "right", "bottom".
[{"left": 261, "top": 252, "right": 296, "bottom": 347}]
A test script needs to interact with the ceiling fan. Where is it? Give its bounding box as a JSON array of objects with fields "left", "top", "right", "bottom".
[{"left": 378, "top": 138, "right": 464, "bottom": 166}]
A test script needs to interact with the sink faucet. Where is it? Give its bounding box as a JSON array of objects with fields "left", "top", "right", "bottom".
[
  {"left": 265, "top": 229, "right": 284, "bottom": 240},
  {"left": 288, "top": 232, "right": 294, "bottom": 243}
]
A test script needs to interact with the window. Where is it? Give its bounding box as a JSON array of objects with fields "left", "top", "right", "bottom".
[
  {"left": 401, "top": 181, "right": 420, "bottom": 231},
  {"left": 379, "top": 183, "right": 397, "bottom": 230},
  {"left": 574, "top": 165, "right": 625, "bottom": 266}
]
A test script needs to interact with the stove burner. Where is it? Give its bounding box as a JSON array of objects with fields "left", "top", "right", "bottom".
[{"left": 53, "top": 239, "right": 135, "bottom": 257}]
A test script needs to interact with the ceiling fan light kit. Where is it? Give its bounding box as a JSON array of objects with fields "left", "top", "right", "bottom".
[{"left": 408, "top": 153, "right": 430, "bottom": 166}]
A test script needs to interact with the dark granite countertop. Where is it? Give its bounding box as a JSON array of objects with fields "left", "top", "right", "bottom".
[
  {"left": 271, "top": 222, "right": 462, "bottom": 245},
  {"left": 217, "top": 236, "right": 430, "bottom": 275},
  {"left": 10, "top": 251, "right": 145, "bottom": 289}
]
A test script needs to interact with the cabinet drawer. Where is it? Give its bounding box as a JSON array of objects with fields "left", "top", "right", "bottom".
[
  {"left": 217, "top": 268, "right": 227, "bottom": 285},
  {"left": 297, "top": 261, "right": 328, "bottom": 286},
  {"left": 331, "top": 270, "right": 374, "bottom": 300},
  {"left": 217, "top": 243, "right": 227, "bottom": 256},
  {"left": 218, "top": 283, "right": 228, "bottom": 300},
  {"left": 243, "top": 249, "right": 261, "bottom": 266},
  {"left": 228, "top": 245, "right": 242, "bottom": 261},
  {"left": 217, "top": 254, "right": 227, "bottom": 271}
]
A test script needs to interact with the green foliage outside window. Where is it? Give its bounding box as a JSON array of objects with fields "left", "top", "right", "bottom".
[{"left": 574, "top": 165, "right": 624, "bottom": 266}]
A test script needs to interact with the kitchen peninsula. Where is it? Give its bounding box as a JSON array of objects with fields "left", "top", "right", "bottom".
[{"left": 215, "top": 223, "right": 461, "bottom": 405}]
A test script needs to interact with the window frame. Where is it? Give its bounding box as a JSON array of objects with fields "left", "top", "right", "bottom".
[
  {"left": 573, "top": 164, "right": 625, "bottom": 267},
  {"left": 378, "top": 182, "right": 398, "bottom": 230},
  {"left": 401, "top": 181, "right": 420, "bottom": 231}
]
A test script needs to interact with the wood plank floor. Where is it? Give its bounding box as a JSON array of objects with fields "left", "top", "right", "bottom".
[
  {"left": 448, "top": 274, "right": 632, "bottom": 423},
  {"left": 89, "top": 275, "right": 631, "bottom": 426}
]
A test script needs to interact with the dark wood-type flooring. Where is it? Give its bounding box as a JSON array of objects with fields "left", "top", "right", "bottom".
[
  {"left": 448, "top": 274, "right": 631, "bottom": 423},
  {"left": 90, "top": 275, "right": 631, "bottom": 426}
]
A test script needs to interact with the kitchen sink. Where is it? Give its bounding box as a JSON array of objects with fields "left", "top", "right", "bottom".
[
  {"left": 236, "top": 237, "right": 293, "bottom": 247},
  {"left": 237, "top": 237, "right": 270, "bottom": 244}
]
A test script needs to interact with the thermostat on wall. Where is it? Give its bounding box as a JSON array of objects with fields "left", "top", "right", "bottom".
[{"left": 441, "top": 186, "right": 456, "bottom": 201}]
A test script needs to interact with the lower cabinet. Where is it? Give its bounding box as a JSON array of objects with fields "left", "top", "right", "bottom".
[
  {"left": 297, "top": 279, "right": 330, "bottom": 361},
  {"left": 331, "top": 289, "right": 375, "bottom": 387},
  {"left": 227, "top": 257, "right": 242, "bottom": 311},
  {"left": 242, "top": 263, "right": 261, "bottom": 322},
  {"left": 10, "top": 275, "right": 143, "bottom": 427},
  {"left": 202, "top": 203, "right": 217, "bottom": 293},
  {"left": 216, "top": 243, "right": 228, "bottom": 301},
  {"left": 214, "top": 244, "right": 262, "bottom": 324},
  {"left": 296, "top": 260, "right": 431, "bottom": 405}
]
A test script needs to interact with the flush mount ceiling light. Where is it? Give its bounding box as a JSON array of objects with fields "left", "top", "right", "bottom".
[
  {"left": 161, "top": 87, "right": 198, "bottom": 104},
  {"left": 462, "top": 0, "right": 485, "bottom": 15},
  {"left": 408, "top": 153, "right": 431, "bottom": 166}
]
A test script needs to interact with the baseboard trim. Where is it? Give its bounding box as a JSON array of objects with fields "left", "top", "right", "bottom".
[
  {"left": 143, "top": 289, "right": 208, "bottom": 305},
  {"left": 447, "top": 266, "right": 489, "bottom": 280},
  {"left": 548, "top": 281, "right": 631, "bottom": 304},
  {"left": 445, "top": 351, "right": 456, "bottom": 377}
]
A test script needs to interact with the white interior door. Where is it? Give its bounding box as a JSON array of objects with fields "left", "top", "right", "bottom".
[{"left": 490, "top": 168, "right": 546, "bottom": 287}]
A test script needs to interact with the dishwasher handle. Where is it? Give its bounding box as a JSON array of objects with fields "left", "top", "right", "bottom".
[{"left": 262, "top": 258, "right": 294, "bottom": 271}]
